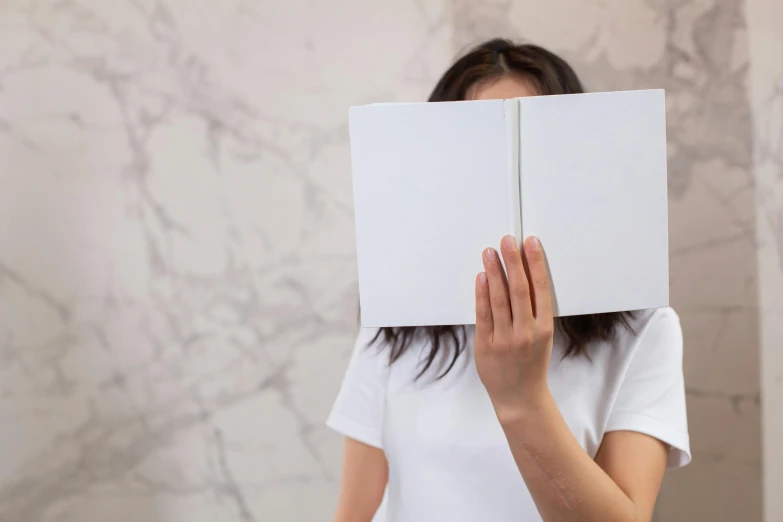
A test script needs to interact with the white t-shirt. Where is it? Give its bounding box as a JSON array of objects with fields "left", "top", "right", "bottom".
[{"left": 327, "top": 307, "right": 690, "bottom": 522}]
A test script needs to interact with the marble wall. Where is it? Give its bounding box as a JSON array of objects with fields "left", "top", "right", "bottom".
[
  {"left": 746, "top": 0, "right": 783, "bottom": 519},
  {"left": 0, "top": 1, "right": 776, "bottom": 521}
]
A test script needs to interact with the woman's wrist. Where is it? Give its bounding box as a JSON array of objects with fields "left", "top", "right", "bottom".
[{"left": 491, "top": 382, "right": 554, "bottom": 427}]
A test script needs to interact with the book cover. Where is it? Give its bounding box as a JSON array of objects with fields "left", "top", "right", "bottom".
[{"left": 349, "top": 89, "right": 668, "bottom": 327}]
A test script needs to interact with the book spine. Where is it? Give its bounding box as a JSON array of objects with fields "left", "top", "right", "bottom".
[{"left": 504, "top": 99, "right": 522, "bottom": 246}]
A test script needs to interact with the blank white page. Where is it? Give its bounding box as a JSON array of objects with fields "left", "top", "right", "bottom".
[
  {"left": 518, "top": 89, "right": 669, "bottom": 316},
  {"left": 350, "top": 100, "right": 514, "bottom": 326}
]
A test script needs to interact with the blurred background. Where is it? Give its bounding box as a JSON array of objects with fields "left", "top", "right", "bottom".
[{"left": 0, "top": 0, "right": 781, "bottom": 521}]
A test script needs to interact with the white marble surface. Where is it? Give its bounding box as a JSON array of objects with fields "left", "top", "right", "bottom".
[
  {"left": 0, "top": 1, "right": 454, "bottom": 520},
  {"left": 746, "top": 0, "right": 783, "bottom": 519},
  {"left": 0, "top": 0, "right": 776, "bottom": 521}
]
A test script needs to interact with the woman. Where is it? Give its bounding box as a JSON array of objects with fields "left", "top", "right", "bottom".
[{"left": 328, "top": 39, "right": 690, "bottom": 522}]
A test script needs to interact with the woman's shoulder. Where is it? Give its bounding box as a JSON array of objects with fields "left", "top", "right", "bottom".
[
  {"left": 622, "top": 307, "right": 682, "bottom": 347},
  {"left": 604, "top": 307, "right": 684, "bottom": 369},
  {"left": 553, "top": 307, "right": 681, "bottom": 356},
  {"left": 625, "top": 306, "right": 680, "bottom": 333},
  {"left": 552, "top": 308, "right": 682, "bottom": 368},
  {"left": 602, "top": 307, "right": 691, "bottom": 467}
]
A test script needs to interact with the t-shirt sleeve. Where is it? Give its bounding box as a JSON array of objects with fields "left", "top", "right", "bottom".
[
  {"left": 326, "top": 328, "right": 389, "bottom": 449},
  {"left": 605, "top": 308, "right": 691, "bottom": 468}
]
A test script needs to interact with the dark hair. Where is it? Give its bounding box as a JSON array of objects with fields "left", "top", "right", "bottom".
[{"left": 370, "top": 38, "right": 633, "bottom": 378}]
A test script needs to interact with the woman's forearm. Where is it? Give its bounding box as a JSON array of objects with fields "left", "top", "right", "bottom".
[{"left": 496, "top": 391, "right": 643, "bottom": 522}]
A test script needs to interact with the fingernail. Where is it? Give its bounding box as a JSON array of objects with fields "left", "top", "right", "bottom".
[
  {"left": 502, "top": 235, "right": 516, "bottom": 250},
  {"left": 478, "top": 272, "right": 487, "bottom": 284},
  {"left": 485, "top": 248, "right": 497, "bottom": 262},
  {"left": 528, "top": 236, "right": 541, "bottom": 251}
]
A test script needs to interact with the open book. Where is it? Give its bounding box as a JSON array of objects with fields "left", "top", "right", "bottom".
[{"left": 349, "top": 89, "right": 669, "bottom": 327}]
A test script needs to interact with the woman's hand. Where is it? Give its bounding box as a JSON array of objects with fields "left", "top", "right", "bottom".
[
  {"left": 474, "top": 235, "right": 555, "bottom": 421},
  {"left": 474, "top": 236, "right": 667, "bottom": 522}
]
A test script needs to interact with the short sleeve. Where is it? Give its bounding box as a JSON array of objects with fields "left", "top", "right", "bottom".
[
  {"left": 605, "top": 308, "right": 691, "bottom": 468},
  {"left": 326, "top": 328, "right": 389, "bottom": 449}
]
